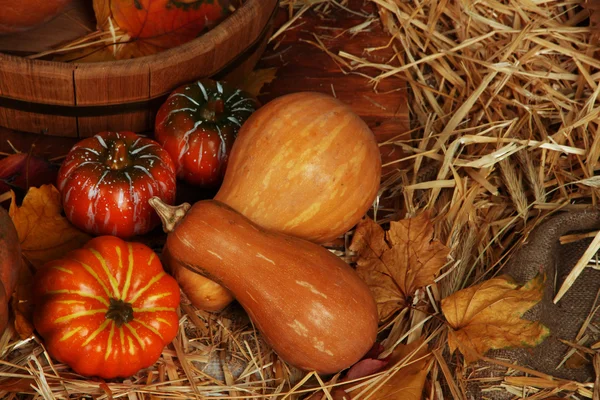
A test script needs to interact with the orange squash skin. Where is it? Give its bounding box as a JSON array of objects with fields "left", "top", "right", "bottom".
[
  {"left": 161, "top": 247, "right": 233, "bottom": 312},
  {"left": 0, "top": 207, "right": 20, "bottom": 334},
  {"left": 215, "top": 91, "right": 381, "bottom": 244},
  {"left": 0, "top": 0, "right": 73, "bottom": 34},
  {"left": 163, "top": 199, "right": 378, "bottom": 374}
]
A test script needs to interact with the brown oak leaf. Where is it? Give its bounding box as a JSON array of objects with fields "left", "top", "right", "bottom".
[
  {"left": 9, "top": 185, "right": 91, "bottom": 269},
  {"left": 349, "top": 213, "right": 450, "bottom": 321},
  {"left": 441, "top": 274, "right": 550, "bottom": 363}
]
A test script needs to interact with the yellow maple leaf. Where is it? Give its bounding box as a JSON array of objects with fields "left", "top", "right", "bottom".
[
  {"left": 334, "top": 339, "right": 430, "bottom": 400},
  {"left": 441, "top": 274, "right": 550, "bottom": 363},
  {"left": 349, "top": 213, "right": 450, "bottom": 321},
  {"left": 9, "top": 185, "right": 91, "bottom": 269},
  {"left": 369, "top": 341, "right": 430, "bottom": 400}
]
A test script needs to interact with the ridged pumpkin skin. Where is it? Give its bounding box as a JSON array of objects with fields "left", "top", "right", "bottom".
[
  {"left": 160, "top": 199, "right": 378, "bottom": 374},
  {"left": 215, "top": 91, "right": 381, "bottom": 244},
  {"left": 0, "top": 207, "right": 20, "bottom": 334}
]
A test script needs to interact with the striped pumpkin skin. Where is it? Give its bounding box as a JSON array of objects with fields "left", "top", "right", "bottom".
[
  {"left": 154, "top": 79, "right": 258, "bottom": 187},
  {"left": 57, "top": 131, "right": 177, "bottom": 238},
  {"left": 215, "top": 92, "right": 381, "bottom": 244},
  {"left": 32, "top": 236, "right": 180, "bottom": 379}
]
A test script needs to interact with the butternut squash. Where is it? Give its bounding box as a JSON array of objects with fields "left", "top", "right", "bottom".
[
  {"left": 215, "top": 91, "right": 381, "bottom": 244},
  {"left": 165, "top": 92, "right": 382, "bottom": 312},
  {"left": 150, "top": 197, "right": 378, "bottom": 374},
  {"left": 0, "top": 207, "right": 21, "bottom": 334},
  {"left": 161, "top": 246, "right": 234, "bottom": 312}
]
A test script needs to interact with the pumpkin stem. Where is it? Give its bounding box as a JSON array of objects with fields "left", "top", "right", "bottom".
[
  {"left": 149, "top": 197, "right": 191, "bottom": 233},
  {"left": 106, "top": 298, "right": 134, "bottom": 328},
  {"left": 106, "top": 139, "right": 130, "bottom": 170}
]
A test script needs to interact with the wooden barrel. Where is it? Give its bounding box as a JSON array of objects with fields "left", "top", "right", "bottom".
[{"left": 0, "top": 0, "right": 278, "bottom": 138}]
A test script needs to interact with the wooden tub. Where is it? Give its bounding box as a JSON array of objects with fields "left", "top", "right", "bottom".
[{"left": 0, "top": 0, "right": 278, "bottom": 137}]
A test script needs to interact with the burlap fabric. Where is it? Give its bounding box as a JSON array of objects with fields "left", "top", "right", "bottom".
[{"left": 461, "top": 209, "right": 600, "bottom": 399}]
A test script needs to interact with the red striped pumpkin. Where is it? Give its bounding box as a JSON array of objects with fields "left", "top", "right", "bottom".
[
  {"left": 32, "top": 236, "right": 180, "bottom": 379},
  {"left": 154, "top": 79, "right": 258, "bottom": 187},
  {"left": 57, "top": 131, "right": 177, "bottom": 238}
]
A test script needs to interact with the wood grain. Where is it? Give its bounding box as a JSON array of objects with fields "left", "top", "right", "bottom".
[
  {"left": 0, "top": 0, "right": 410, "bottom": 177},
  {"left": 149, "top": 0, "right": 278, "bottom": 98},
  {"left": 74, "top": 60, "right": 152, "bottom": 137},
  {"left": 0, "top": 53, "right": 77, "bottom": 136},
  {"left": 0, "top": 0, "right": 278, "bottom": 137}
]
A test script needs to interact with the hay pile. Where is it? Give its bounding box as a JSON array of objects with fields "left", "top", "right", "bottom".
[
  {"left": 2, "top": 0, "right": 600, "bottom": 398},
  {"left": 358, "top": 0, "right": 600, "bottom": 397}
]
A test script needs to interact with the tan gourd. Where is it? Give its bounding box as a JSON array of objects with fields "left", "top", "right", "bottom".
[
  {"left": 164, "top": 92, "right": 381, "bottom": 312},
  {"left": 150, "top": 198, "right": 378, "bottom": 374}
]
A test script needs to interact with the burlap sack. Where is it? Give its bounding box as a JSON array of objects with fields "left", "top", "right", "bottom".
[{"left": 459, "top": 209, "right": 600, "bottom": 399}]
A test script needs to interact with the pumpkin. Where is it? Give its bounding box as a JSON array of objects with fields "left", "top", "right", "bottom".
[
  {"left": 215, "top": 91, "right": 382, "bottom": 244},
  {"left": 0, "top": 0, "right": 73, "bottom": 34},
  {"left": 0, "top": 207, "right": 21, "bottom": 334},
  {"left": 32, "top": 236, "right": 180, "bottom": 379},
  {"left": 91, "top": 0, "right": 232, "bottom": 59},
  {"left": 57, "top": 131, "right": 177, "bottom": 238},
  {"left": 150, "top": 197, "right": 378, "bottom": 374},
  {"left": 155, "top": 79, "right": 258, "bottom": 187}
]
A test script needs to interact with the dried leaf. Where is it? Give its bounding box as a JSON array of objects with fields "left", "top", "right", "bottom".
[
  {"left": 349, "top": 214, "right": 450, "bottom": 321},
  {"left": 441, "top": 274, "right": 550, "bottom": 363},
  {"left": 0, "top": 153, "right": 58, "bottom": 194},
  {"left": 337, "top": 340, "right": 430, "bottom": 400},
  {"left": 9, "top": 185, "right": 91, "bottom": 268},
  {"left": 371, "top": 342, "right": 429, "bottom": 400},
  {"left": 240, "top": 68, "right": 278, "bottom": 97},
  {"left": 565, "top": 352, "right": 589, "bottom": 369}
]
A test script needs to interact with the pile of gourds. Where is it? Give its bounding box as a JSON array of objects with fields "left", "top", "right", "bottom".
[{"left": 1, "top": 81, "right": 383, "bottom": 379}]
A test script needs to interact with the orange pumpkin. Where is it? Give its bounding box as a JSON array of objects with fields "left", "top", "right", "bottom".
[
  {"left": 92, "top": 0, "right": 232, "bottom": 59},
  {"left": 0, "top": 0, "right": 73, "bottom": 34}
]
